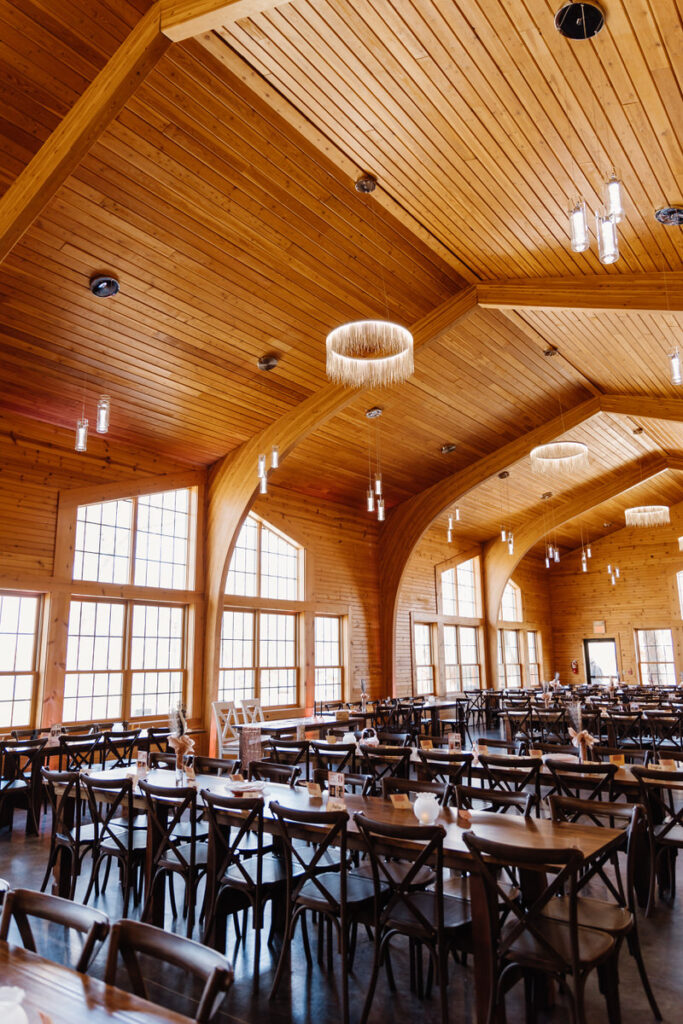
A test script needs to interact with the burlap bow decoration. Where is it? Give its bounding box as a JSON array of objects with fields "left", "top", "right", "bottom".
[
  {"left": 168, "top": 731, "right": 195, "bottom": 768},
  {"left": 569, "top": 726, "right": 596, "bottom": 761}
]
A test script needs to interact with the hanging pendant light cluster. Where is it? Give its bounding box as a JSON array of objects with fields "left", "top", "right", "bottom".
[
  {"left": 540, "top": 492, "right": 562, "bottom": 568},
  {"left": 446, "top": 507, "right": 461, "bottom": 543},
  {"left": 74, "top": 394, "right": 111, "bottom": 452},
  {"left": 606, "top": 562, "right": 621, "bottom": 587},
  {"left": 568, "top": 171, "right": 624, "bottom": 264},
  {"left": 256, "top": 444, "right": 279, "bottom": 495},
  {"left": 365, "top": 407, "right": 385, "bottom": 522},
  {"left": 498, "top": 471, "right": 514, "bottom": 555},
  {"left": 579, "top": 528, "right": 592, "bottom": 573},
  {"left": 624, "top": 505, "right": 670, "bottom": 527}
]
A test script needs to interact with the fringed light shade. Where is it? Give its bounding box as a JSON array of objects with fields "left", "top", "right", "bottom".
[
  {"left": 625, "top": 505, "right": 670, "bottom": 527},
  {"left": 530, "top": 441, "right": 589, "bottom": 475},
  {"left": 326, "top": 320, "right": 413, "bottom": 388}
]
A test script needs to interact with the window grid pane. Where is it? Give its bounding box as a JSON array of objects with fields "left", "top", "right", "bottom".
[
  {"left": 260, "top": 526, "right": 299, "bottom": 601},
  {"left": 130, "top": 604, "right": 184, "bottom": 718},
  {"left": 259, "top": 612, "right": 296, "bottom": 706},
  {"left": 73, "top": 499, "right": 133, "bottom": 584},
  {"left": 441, "top": 569, "right": 456, "bottom": 616},
  {"left": 500, "top": 582, "right": 522, "bottom": 622},
  {"left": 637, "top": 629, "right": 676, "bottom": 685},
  {"left": 441, "top": 560, "right": 479, "bottom": 618},
  {"left": 64, "top": 600, "right": 125, "bottom": 722},
  {"left": 414, "top": 623, "right": 434, "bottom": 695},
  {"left": 134, "top": 489, "right": 190, "bottom": 590},
  {"left": 219, "top": 611, "right": 256, "bottom": 703},
  {"left": 225, "top": 518, "right": 259, "bottom": 597},
  {"left": 315, "top": 616, "right": 342, "bottom": 703},
  {"left": 0, "top": 592, "right": 40, "bottom": 729}
]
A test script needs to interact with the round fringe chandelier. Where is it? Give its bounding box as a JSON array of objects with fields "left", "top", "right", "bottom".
[
  {"left": 624, "top": 505, "right": 670, "bottom": 527},
  {"left": 530, "top": 441, "right": 589, "bottom": 475},
  {"left": 326, "top": 320, "right": 414, "bottom": 388}
]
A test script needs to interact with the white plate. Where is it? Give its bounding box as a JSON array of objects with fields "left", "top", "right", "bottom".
[{"left": 226, "top": 780, "right": 266, "bottom": 794}]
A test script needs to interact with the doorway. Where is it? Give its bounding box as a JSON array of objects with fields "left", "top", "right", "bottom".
[{"left": 583, "top": 638, "right": 619, "bottom": 685}]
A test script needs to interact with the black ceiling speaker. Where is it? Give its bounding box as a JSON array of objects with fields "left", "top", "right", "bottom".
[
  {"left": 257, "top": 354, "right": 279, "bottom": 371},
  {"left": 89, "top": 274, "right": 119, "bottom": 297},
  {"left": 555, "top": 3, "right": 605, "bottom": 39},
  {"left": 655, "top": 206, "right": 683, "bottom": 226}
]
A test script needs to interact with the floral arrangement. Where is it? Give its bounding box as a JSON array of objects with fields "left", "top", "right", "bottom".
[{"left": 168, "top": 701, "right": 194, "bottom": 767}]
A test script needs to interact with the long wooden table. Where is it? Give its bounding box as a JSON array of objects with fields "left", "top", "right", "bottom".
[
  {"left": 0, "top": 941, "right": 193, "bottom": 1023},
  {"left": 50, "top": 767, "right": 623, "bottom": 1024}
]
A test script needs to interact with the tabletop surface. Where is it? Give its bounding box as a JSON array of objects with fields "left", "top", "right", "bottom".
[
  {"left": 79, "top": 767, "right": 624, "bottom": 866},
  {"left": 0, "top": 942, "right": 194, "bottom": 1023}
]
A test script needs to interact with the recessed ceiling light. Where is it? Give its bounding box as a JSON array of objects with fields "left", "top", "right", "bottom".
[
  {"left": 633, "top": 426, "right": 644, "bottom": 435},
  {"left": 440, "top": 443, "right": 457, "bottom": 454},
  {"left": 554, "top": 3, "right": 605, "bottom": 40},
  {"left": 544, "top": 347, "right": 559, "bottom": 358},
  {"left": 498, "top": 470, "right": 510, "bottom": 480},
  {"left": 365, "top": 406, "right": 383, "bottom": 419},
  {"left": 89, "top": 274, "right": 119, "bottom": 297},
  {"left": 355, "top": 174, "right": 377, "bottom": 194}
]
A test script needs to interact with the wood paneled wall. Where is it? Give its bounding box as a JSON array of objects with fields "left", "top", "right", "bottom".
[
  {"left": 0, "top": 411, "right": 196, "bottom": 579},
  {"left": 250, "top": 486, "right": 382, "bottom": 701},
  {"left": 549, "top": 503, "right": 683, "bottom": 685}
]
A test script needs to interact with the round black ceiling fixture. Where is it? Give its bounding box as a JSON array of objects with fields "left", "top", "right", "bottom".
[
  {"left": 257, "top": 354, "right": 279, "bottom": 371},
  {"left": 440, "top": 442, "right": 457, "bottom": 454},
  {"left": 554, "top": 3, "right": 605, "bottom": 40},
  {"left": 655, "top": 205, "right": 683, "bottom": 226},
  {"left": 355, "top": 174, "right": 377, "bottom": 194},
  {"left": 89, "top": 274, "right": 119, "bottom": 297},
  {"left": 365, "top": 406, "right": 383, "bottom": 419}
]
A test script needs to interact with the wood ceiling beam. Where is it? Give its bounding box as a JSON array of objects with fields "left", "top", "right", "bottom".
[
  {"left": 0, "top": 4, "right": 171, "bottom": 265},
  {"left": 160, "top": 0, "right": 288, "bottom": 41},
  {"left": 478, "top": 273, "right": 683, "bottom": 313},
  {"left": 203, "top": 284, "right": 478, "bottom": 741},
  {"left": 600, "top": 395, "right": 683, "bottom": 422},
  {"left": 481, "top": 453, "right": 669, "bottom": 687}
]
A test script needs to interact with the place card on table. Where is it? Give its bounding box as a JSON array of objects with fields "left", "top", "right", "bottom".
[
  {"left": 609, "top": 754, "right": 625, "bottom": 766},
  {"left": 420, "top": 739, "right": 434, "bottom": 750},
  {"left": 306, "top": 781, "right": 323, "bottom": 799},
  {"left": 476, "top": 742, "right": 488, "bottom": 755},
  {"left": 327, "top": 797, "right": 347, "bottom": 812},
  {"left": 328, "top": 770, "right": 345, "bottom": 799},
  {"left": 46, "top": 723, "right": 63, "bottom": 748},
  {"left": 136, "top": 751, "right": 148, "bottom": 779},
  {"left": 390, "top": 793, "right": 412, "bottom": 809},
  {"left": 529, "top": 748, "right": 543, "bottom": 758},
  {"left": 229, "top": 772, "right": 244, "bottom": 782},
  {"left": 448, "top": 732, "right": 462, "bottom": 751},
  {"left": 660, "top": 759, "right": 677, "bottom": 770}
]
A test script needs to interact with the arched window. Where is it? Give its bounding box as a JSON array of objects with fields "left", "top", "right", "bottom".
[
  {"left": 500, "top": 580, "right": 522, "bottom": 622},
  {"left": 225, "top": 514, "right": 302, "bottom": 600}
]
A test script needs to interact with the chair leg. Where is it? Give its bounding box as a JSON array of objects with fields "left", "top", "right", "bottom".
[
  {"left": 300, "top": 910, "right": 312, "bottom": 965},
  {"left": 269, "top": 904, "right": 297, "bottom": 1000},
  {"left": 359, "top": 932, "right": 383, "bottom": 1024},
  {"left": 40, "top": 844, "right": 58, "bottom": 893},
  {"left": 83, "top": 853, "right": 102, "bottom": 906},
  {"left": 438, "top": 942, "right": 449, "bottom": 1024},
  {"left": 627, "top": 928, "right": 663, "bottom": 1020},
  {"left": 599, "top": 956, "right": 622, "bottom": 1024}
]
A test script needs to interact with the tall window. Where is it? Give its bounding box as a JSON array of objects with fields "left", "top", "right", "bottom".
[
  {"left": 0, "top": 594, "right": 41, "bottom": 729},
  {"left": 444, "top": 625, "right": 480, "bottom": 689},
  {"left": 74, "top": 488, "right": 192, "bottom": 590},
  {"left": 636, "top": 629, "right": 676, "bottom": 686},
  {"left": 527, "top": 631, "right": 541, "bottom": 686},
  {"left": 414, "top": 622, "right": 435, "bottom": 695},
  {"left": 498, "top": 629, "right": 522, "bottom": 688},
  {"left": 500, "top": 581, "right": 522, "bottom": 622},
  {"left": 221, "top": 516, "right": 304, "bottom": 707},
  {"left": 315, "top": 616, "right": 343, "bottom": 704},
  {"left": 441, "top": 558, "right": 479, "bottom": 617},
  {"left": 226, "top": 515, "right": 301, "bottom": 600},
  {"left": 218, "top": 610, "right": 297, "bottom": 707},
  {"left": 64, "top": 599, "right": 185, "bottom": 723}
]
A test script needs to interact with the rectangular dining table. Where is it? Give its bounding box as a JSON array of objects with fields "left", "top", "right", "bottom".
[
  {"left": 48, "top": 766, "right": 624, "bottom": 1024},
  {"left": 0, "top": 940, "right": 193, "bottom": 1023}
]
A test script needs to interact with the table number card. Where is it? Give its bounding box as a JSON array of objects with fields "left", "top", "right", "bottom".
[
  {"left": 448, "top": 732, "right": 462, "bottom": 751},
  {"left": 660, "top": 759, "right": 676, "bottom": 770},
  {"left": 529, "top": 748, "right": 543, "bottom": 758},
  {"left": 327, "top": 797, "right": 346, "bottom": 812},
  {"left": 609, "top": 753, "right": 625, "bottom": 766},
  {"left": 46, "top": 723, "right": 63, "bottom": 749},
  {"left": 420, "top": 739, "right": 434, "bottom": 750},
  {"left": 328, "top": 770, "right": 345, "bottom": 800},
  {"left": 136, "top": 750, "right": 148, "bottom": 779},
  {"left": 390, "top": 792, "right": 412, "bottom": 809},
  {"left": 306, "top": 781, "right": 323, "bottom": 799},
  {"left": 229, "top": 773, "right": 244, "bottom": 782},
  {"left": 239, "top": 726, "right": 263, "bottom": 771},
  {"left": 476, "top": 742, "right": 488, "bottom": 755}
]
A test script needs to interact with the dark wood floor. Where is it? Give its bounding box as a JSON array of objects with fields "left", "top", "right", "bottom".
[{"left": 0, "top": 803, "right": 679, "bottom": 1023}]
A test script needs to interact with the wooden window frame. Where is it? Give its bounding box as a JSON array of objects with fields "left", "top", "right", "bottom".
[
  {"left": 443, "top": 622, "right": 482, "bottom": 691},
  {"left": 313, "top": 614, "right": 346, "bottom": 705},
  {"left": 635, "top": 628, "right": 677, "bottom": 686},
  {"left": 498, "top": 628, "right": 523, "bottom": 688},
  {"left": 0, "top": 590, "right": 44, "bottom": 731},
  {"left": 411, "top": 616, "right": 438, "bottom": 696}
]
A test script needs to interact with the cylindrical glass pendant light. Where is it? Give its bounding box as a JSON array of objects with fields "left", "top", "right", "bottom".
[
  {"left": 75, "top": 418, "right": 88, "bottom": 452},
  {"left": 554, "top": 548, "right": 560, "bottom": 563},
  {"left": 271, "top": 445, "right": 279, "bottom": 469},
  {"left": 366, "top": 488, "right": 375, "bottom": 513},
  {"left": 569, "top": 200, "right": 589, "bottom": 252},
  {"left": 501, "top": 528, "right": 507, "bottom": 542},
  {"left": 447, "top": 529, "right": 453, "bottom": 543},
  {"left": 586, "top": 545, "right": 592, "bottom": 558},
  {"left": 259, "top": 474, "right": 267, "bottom": 494},
  {"left": 96, "top": 395, "right": 110, "bottom": 434},
  {"left": 545, "top": 556, "right": 550, "bottom": 569},
  {"left": 607, "top": 564, "right": 612, "bottom": 574},
  {"left": 454, "top": 507, "right": 460, "bottom": 522},
  {"left": 374, "top": 474, "right": 382, "bottom": 496},
  {"left": 603, "top": 174, "right": 624, "bottom": 222},
  {"left": 670, "top": 349, "right": 682, "bottom": 386},
  {"left": 377, "top": 498, "right": 385, "bottom": 522},
  {"left": 596, "top": 210, "right": 619, "bottom": 264},
  {"left": 507, "top": 532, "right": 514, "bottom": 556},
  {"left": 257, "top": 454, "right": 267, "bottom": 479}
]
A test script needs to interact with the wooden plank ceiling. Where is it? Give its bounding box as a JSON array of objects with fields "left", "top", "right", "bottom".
[{"left": 0, "top": 0, "right": 682, "bottom": 548}]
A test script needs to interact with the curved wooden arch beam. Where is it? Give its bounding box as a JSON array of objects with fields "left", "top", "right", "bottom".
[
  {"left": 478, "top": 272, "right": 683, "bottom": 313},
  {"left": 203, "top": 285, "right": 478, "bottom": 729},
  {"left": 482, "top": 453, "right": 669, "bottom": 686},
  {"left": 379, "top": 396, "right": 601, "bottom": 692}
]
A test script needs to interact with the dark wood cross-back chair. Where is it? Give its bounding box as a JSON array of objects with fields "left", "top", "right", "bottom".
[
  {"left": 477, "top": 753, "right": 542, "bottom": 813},
  {"left": 309, "top": 740, "right": 357, "bottom": 774},
  {"left": 192, "top": 755, "right": 241, "bottom": 777},
  {"left": 105, "top": 918, "right": 233, "bottom": 1023},
  {"left": 643, "top": 711, "right": 683, "bottom": 756},
  {"left": 416, "top": 749, "right": 473, "bottom": 789},
  {"left": 139, "top": 780, "right": 207, "bottom": 937},
  {"left": 547, "top": 795, "right": 661, "bottom": 1020},
  {"left": 247, "top": 760, "right": 300, "bottom": 786},
  {"left": 353, "top": 811, "right": 470, "bottom": 1024},
  {"left": 543, "top": 758, "right": 618, "bottom": 814},
  {"left": 0, "top": 736, "right": 46, "bottom": 833},
  {"left": 82, "top": 774, "right": 146, "bottom": 917},
  {"left": 455, "top": 783, "right": 534, "bottom": 817},
  {"left": 58, "top": 733, "right": 99, "bottom": 772},
  {"left": 312, "top": 767, "right": 373, "bottom": 795},
  {"left": 381, "top": 775, "right": 451, "bottom": 806},
  {"left": 605, "top": 711, "right": 644, "bottom": 748},
  {"left": 268, "top": 801, "right": 375, "bottom": 1024},
  {"left": 632, "top": 764, "right": 683, "bottom": 916},
  {"left": 462, "top": 831, "right": 620, "bottom": 1024},
  {"left": 0, "top": 888, "right": 109, "bottom": 973},
  {"left": 266, "top": 737, "right": 310, "bottom": 779},
  {"left": 359, "top": 744, "right": 411, "bottom": 792},
  {"left": 99, "top": 728, "right": 140, "bottom": 768},
  {"left": 40, "top": 767, "right": 95, "bottom": 900}
]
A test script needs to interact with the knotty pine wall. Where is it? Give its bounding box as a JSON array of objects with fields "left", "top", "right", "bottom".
[
  {"left": 549, "top": 505, "right": 683, "bottom": 685},
  {"left": 250, "top": 486, "right": 382, "bottom": 702},
  {"left": 395, "top": 521, "right": 555, "bottom": 694}
]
